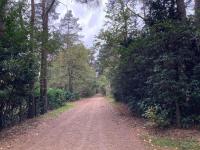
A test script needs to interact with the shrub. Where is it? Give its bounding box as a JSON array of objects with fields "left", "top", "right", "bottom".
[
  {"left": 47, "top": 88, "right": 66, "bottom": 110},
  {"left": 143, "top": 106, "right": 170, "bottom": 128},
  {"left": 65, "top": 91, "right": 80, "bottom": 101},
  {"left": 34, "top": 86, "right": 80, "bottom": 112}
]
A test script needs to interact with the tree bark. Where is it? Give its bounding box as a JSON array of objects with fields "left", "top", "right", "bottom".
[
  {"left": 195, "top": 0, "right": 200, "bottom": 23},
  {"left": 68, "top": 67, "right": 73, "bottom": 93},
  {"left": 28, "top": 82, "right": 36, "bottom": 118},
  {"left": 0, "top": 18, "right": 5, "bottom": 39},
  {"left": 40, "top": 0, "right": 56, "bottom": 114},
  {"left": 0, "top": 104, "right": 4, "bottom": 129},
  {"left": 0, "top": 0, "right": 7, "bottom": 39},
  {"left": 175, "top": 100, "right": 181, "bottom": 128},
  {"left": 27, "top": 0, "right": 36, "bottom": 118},
  {"left": 176, "top": 0, "right": 186, "bottom": 20},
  {"left": 40, "top": 0, "right": 48, "bottom": 114}
]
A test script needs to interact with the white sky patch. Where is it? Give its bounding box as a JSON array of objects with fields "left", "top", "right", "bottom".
[{"left": 57, "top": 0, "right": 108, "bottom": 48}]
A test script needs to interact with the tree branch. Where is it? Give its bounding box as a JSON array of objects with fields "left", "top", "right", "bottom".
[
  {"left": 46, "top": 0, "right": 56, "bottom": 15},
  {"left": 125, "top": 3, "right": 147, "bottom": 21}
]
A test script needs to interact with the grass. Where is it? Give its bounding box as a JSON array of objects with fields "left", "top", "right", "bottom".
[
  {"left": 43, "top": 102, "right": 75, "bottom": 119},
  {"left": 144, "top": 135, "right": 200, "bottom": 150},
  {"left": 106, "top": 96, "right": 118, "bottom": 105}
]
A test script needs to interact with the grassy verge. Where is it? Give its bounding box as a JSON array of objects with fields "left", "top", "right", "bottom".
[
  {"left": 43, "top": 102, "right": 75, "bottom": 119},
  {"left": 143, "top": 134, "right": 200, "bottom": 150},
  {"left": 106, "top": 96, "right": 118, "bottom": 105}
]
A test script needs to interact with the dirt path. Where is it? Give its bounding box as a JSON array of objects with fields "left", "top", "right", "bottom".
[{"left": 0, "top": 96, "right": 148, "bottom": 150}]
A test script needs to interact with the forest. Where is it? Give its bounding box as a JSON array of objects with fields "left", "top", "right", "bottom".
[
  {"left": 0, "top": 0, "right": 102, "bottom": 129},
  {"left": 0, "top": 0, "right": 200, "bottom": 132},
  {"left": 1, "top": 0, "right": 200, "bottom": 150},
  {"left": 96, "top": 0, "right": 200, "bottom": 128}
]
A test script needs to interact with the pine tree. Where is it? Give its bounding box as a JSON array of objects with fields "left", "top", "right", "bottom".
[{"left": 59, "top": 10, "right": 82, "bottom": 49}]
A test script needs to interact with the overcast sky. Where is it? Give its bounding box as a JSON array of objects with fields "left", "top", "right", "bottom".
[
  {"left": 55, "top": 0, "right": 195, "bottom": 48},
  {"left": 57, "top": 0, "right": 108, "bottom": 48}
]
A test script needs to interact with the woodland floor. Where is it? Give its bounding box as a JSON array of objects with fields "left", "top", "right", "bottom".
[{"left": 0, "top": 95, "right": 200, "bottom": 150}]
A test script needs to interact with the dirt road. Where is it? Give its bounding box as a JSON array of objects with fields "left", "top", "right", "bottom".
[{"left": 1, "top": 96, "right": 147, "bottom": 150}]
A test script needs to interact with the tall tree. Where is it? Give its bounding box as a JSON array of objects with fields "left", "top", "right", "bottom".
[
  {"left": 40, "top": 0, "right": 56, "bottom": 114},
  {"left": 0, "top": 0, "right": 7, "bottom": 39},
  {"left": 176, "top": 0, "right": 186, "bottom": 20},
  {"left": 28, "top": 0, "right": 36, "bottom": 118},
  {"left": 59, "top": 10, "right": 82, "bottom": 48},
  {"left": 49, "top": 44, "right": 97, "bottom": 96},
  {"left": 58, "top": 11, "right": 82, "bottom": 91},
  {"left": 195, "top": 0, "right": 200, "bottom": 23}
]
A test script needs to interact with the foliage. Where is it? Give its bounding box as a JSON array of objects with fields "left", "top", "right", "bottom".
[
  {"left": 97, "top": 0, "right": 200, "bottom": 127},
  {"left": 143, "top": 106, "right": 170, "bottom": 128},
  {"left": 48, "top": 44, "right": 97, "bottom": 97},
  {"left": 150, "top": 136, "right": 200, "bottom": 150},
  {"left": 97, "top": 74, "right": 110, "bottom": 95},
  {"left": 0, "top": 0, "right": 88, "bottom": 130},
  {"left": 47, "top": 88, "right": 65, "bottom": 110},
  {"left": 0, "top": 1, "right": 38, "bottom": 129},
  {"left": 65, "top": 91, "right": 80, "bottom": 101}
]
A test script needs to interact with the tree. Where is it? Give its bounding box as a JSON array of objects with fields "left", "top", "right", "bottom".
[
  {"left": 40, "top": 0, "right": 56, "bottom": 114},
  {"left": 59, "top": 10, "right": 82, "bottom": 48},
  {"left": 0, "top": 0, "right": 7, "bottom": 39},
  {"left": 176, "top": 0, "right": 186, "bottom": 20},
  {"left": 27, "top": 0, "right": 37, "bottom": 118},
  {"left": 195, "top": 0, "right": 200, "bottom": 23},
  {"left": 0, "top": 0, "right": 39, "bottom": 128},
  {"left": 49, "top": 44, "right": 97, "bottom": 96},
  {"left": 97, "top": 0, "right": 200, "bottom": 128}
]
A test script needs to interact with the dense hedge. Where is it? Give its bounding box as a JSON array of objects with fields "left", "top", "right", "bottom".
[
  {"left": 98, "top": 0, "right": 200, "bottom": 128},
  {"left": 111, "top": 22, "right": 200, "bottom": 128}
]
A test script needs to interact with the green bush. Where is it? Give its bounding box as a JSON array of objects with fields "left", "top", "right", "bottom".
[
  {"left": 143, "top": 106, "right": 170, "bottom": 128},
  {"left": 65, "top": 91, "right": 80, "bottom": 101},
  {"left": 34, "top": 86, "right": 80, "bottom": 112},
  {"left": 47, "top": 88, "right": 66, "bottom": 110}
]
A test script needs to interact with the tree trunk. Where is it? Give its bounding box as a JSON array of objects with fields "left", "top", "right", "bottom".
[
  {"left": 175, "top": 100, "right": 181, "bottom": 128},
  {"left": 0, "top": 0, "right": 7, "bottom": 39},
  {"left": 40, "top": 0, "right": 48, "bottom": 114},
  {"left": 68, "top": 67, "right": 73, "bottom": 93},
  {"left": 40, "top": 0, "right": 56, "bottom": 114},
  {"left": 28, "top": 82, "right": 36, "bottom": 118},
  {"left": 0, "top": 18, "right": 5, "bottom": 39},
  {"left": 176, "top": 0, "right": 186, "bottom": 20},
  {"left": 40, "top": 50, "right": 48, "bottom": 114},
  {"left": 195, "top": 0, "right": 200, "bottom": 23},
  {"left": 28, "top": 0, "right": 36, "bottom": 118},
  {"left": 0, "top": 104, "right": 4, "bottom": 129}
]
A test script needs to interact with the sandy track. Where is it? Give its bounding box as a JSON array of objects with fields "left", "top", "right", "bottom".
[{"left": 2, "top": 96, "right": 147, "bottom": 150}]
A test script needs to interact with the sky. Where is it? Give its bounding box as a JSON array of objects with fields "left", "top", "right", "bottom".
[{"left": 57, "top": 0, "right": 108, "bottom": 48}]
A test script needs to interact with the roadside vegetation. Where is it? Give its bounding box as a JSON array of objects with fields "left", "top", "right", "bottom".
[
  {"left": 96, "top": 0, "right": 200, "bottom": 129},
  {"left": 43, "top": 102, "right": 74, "bottom": 118},
  {"left": 1, "top": 0, "right": 200, "bottom": 149},
  {"left": 0, "top": 0, "right": 99, "bottom": 130},
  {"left": 143, "top": 134, "right": 200, "bottom": 150}
]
